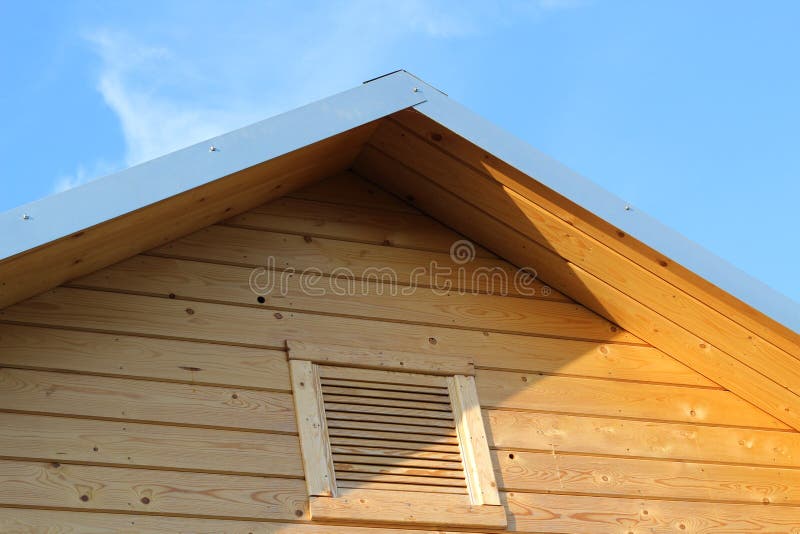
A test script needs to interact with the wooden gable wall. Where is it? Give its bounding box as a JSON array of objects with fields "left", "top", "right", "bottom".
[{"left": 0, "top": 172, "right": 799, "bottom": 532}]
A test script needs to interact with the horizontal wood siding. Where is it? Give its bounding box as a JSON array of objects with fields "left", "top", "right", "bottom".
[{"left": 1, "top": 171, "right": 798, "bottom": 532}]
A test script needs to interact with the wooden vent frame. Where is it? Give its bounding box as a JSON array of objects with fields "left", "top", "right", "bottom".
[{"left": 287, "top": 340, "right": 506, "bottom": 529}]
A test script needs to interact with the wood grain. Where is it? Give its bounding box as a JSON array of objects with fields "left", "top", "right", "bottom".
[
  {"left": 288, "top": 339, "right": 475, "bottom": 375},
  {"left": 0, "top": 367, "right": 295, "bottom": 432},
  {"left": 0, "top": 508, "right": 481, "bottom": 534},
  {"left": 0, "top": 459, "right": 308, "bottom": 520},
  {"left": 151, "top": 224, "right": 541, "bottom": 299},
  {"left": 449, "top": 375, "right": 501, "bottom": 505},
  {"left": 288, "top": 170, "right": 420, "bottom": 213},
  {"left": 487, "top": 409, "right": 800, "bottom": 467},
  {"left": 226, "top": 194, "right": 496, "bottom": 258},
  {"left": 0, "top": 323, "right": 290, "bottom": 390},
  {"left": 75, "top": 254, "right": 606, "bottom": 342},
  {"left": 504, "top": 491, "right": 800, "bottom": 533},
  {"left": 476, "top": 369, "right": 788, "bottom": 429},
  {"left": 1, "top": 288, "right": 641, "bottom": 377},
  {"left": 494, "top": 448, "right": 800, "bottom": 505},
  {"left": 290, "top": 360, "right": 337, "bottom": 497},
  {"left": 0, "top": 412, "right": 302, "bottom": 476},
  {"left": 310, "top": 488, "right": 507, "bottom": 528}
]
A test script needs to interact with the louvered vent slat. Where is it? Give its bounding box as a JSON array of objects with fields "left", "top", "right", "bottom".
[{"left": 319, "top": 365, "right": 468, "bottom": 495}]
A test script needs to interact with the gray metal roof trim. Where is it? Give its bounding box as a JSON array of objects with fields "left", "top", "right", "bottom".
[
  {"left": 409, "top": 77, "right": 799, "bottom": 334},
  {"left": 0, "top": 71, "right": 426, "bottom": 260}
]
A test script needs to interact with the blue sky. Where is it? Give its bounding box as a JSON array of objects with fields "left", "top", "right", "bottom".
[{"left": 1, "top": 0, "right": 799, "bottom": 305}]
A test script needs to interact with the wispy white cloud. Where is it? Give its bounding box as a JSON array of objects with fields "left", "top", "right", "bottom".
[
  {"left": 62, "top": 0, "right": 585, "bottom": 194},
  {"left": 52, "top": 159, "right": 120, "bottom": 194}
]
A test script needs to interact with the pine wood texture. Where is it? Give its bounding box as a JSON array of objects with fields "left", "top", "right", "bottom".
[
  {"left": 288, "top": 339, "right": 475, "bottom": 375},
  {"left": 225, "top": 194, "right": 497, "bottom": 258},
  {"left": 0, "top": 170, "right": 796, "bottom": 533},
  {"left": 448, "top": 375, "right": 501, "bottom": 505},
  {"left": 310, "top": 489, "right": 507, "bottom": 529},
  {"left": 290, "top": 360, "right": 337, "bottom": 497}
]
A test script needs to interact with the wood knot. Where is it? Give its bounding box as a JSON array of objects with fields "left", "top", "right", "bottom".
[
  {"left": 231, "top": 393, "right": 239, "bottom": 400},
  {"left": 185, "top": 308, "right": 195, "bottom": 315},
  {"left": 141, "top": 497, "right": 150, "bottom": 505},
  {"left": 80, "top": 495, "right": 89, "bottom": 502},
  {"left": 274, "top": 312, "right": 283, "bottom": 320},
  {"left": 428, "top": 337, "right": 437, "bottom": 345},
  {"left": 303, "top": 235, "right": 313, "bottom": 243},
  {"left": 295, "top": 509, "right": 304, "bottom": 517},
  {"left": 431, "top": 133, "right": 443, "bottom": 142}
]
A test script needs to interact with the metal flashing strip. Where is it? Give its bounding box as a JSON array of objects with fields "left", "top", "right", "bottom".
[
  {"left": 0, "top": 71, "right": 426, "bottom": 260},
  {"left": 408, "top": 77, "right": 799, "bottom": 334}
]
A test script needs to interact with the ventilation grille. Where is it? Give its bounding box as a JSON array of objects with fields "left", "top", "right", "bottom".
[{"left": 318, "top": 365, "right": 468, "bottom": 495}]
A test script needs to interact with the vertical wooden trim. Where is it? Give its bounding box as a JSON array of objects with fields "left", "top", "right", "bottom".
[
  {"left": 447, "top": 375, "right": 500, "bottom": 505},
  {"left": 289, "top": 360, "right": 337, "bottom": 497}
]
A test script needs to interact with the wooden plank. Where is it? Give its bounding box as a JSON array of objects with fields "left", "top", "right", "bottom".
[
  {"left": 322, "top": 386, "right": 451, "bottom": 403},
  {"left": 334, "top": 462, "right": 466, "bottom": 480},
  {"left": 448, "top": 375, "right": 501, "bottom": 506},
  {"left": 326, "top": 419, "right": 456, "bottom": 437},
  {"left": 487, "top": 409, "right": 800, "bottom": 468},
  {"left": 319, "top": 366, "right": 447, "bottom": 388},
  {"left": 476, "top": 369, "right": 789, "bottom": 429},
  {"left": 324, "top": 404, "right": 454, "bottom": 421},
  {"left": 0, "top": 507, "right": 481, "bottom": 534},
  {"left": 327, "top": 428, "right": 459, "bottom": 445},
  {"left": 362, "top": 121, "right": 800, "bottom": 430},
  {"left": 394, "top": 108, "right": 800, "bottom": 362},
  {"left": 330, "top": 438, "right": 459, "bottom": 454},
  {"left": 324, "top": 394, "right": 452, "bottom": 412},
  {"left": 494, "top": 449, "right": 800, "bottom": 505},
  {"left": 310, "top": 488, "right": 507, "bottom": 528},
  {"left": 0, "top": 412, "right": 302, "bottom": 476},
  {"left": 288, "top": 339, "right": 475, "bottom": 376},
  {"left": 5, "top": 289, "right": 661, "bottom": 391},
  {"left": 226, "top": 195, "right": 496, "bottom": 258},
  {"left": 354, "top": 146, "right": 800, "bottom": 431},
  {"left": 289, "top": 170, "right": 420, "bottom": 213},
  {"left": 322, "top": 380, "right": 451, "bottom": 397},
  {"left": 336, "top": 474, "right": 465, "bottom": 490},
  {"left": 289, "top": 360, "right": 336, "bottom": 497},
  {"left": 504, "top": 491, "right": 800, "bottom": 533},
  {"left": 0, "top": 368, "right": 295, "bottom": 433},
  {"left": 0, "top": 125, "right": 371, "bottom": 311},
  {"left": 0, "top": 459, "right": 307, "bottom": 520},
  {"left": 151, "top": 225, "right": 539, "bottom": 299},
  {"left": 77, "top": 254, "right": 579, "bottom": 339},
  {"left": 473, "top": 335, "right": 715, "bottom": 387},
  {"left": 332, "top": 451, "right": 463, "bottom": 464},
  {"left": 0, "top": 323, "right": 290, "bottom": 390},
  {"left": 325, "top": 411, "right": 456, "bottom": 429},
  {"left": 328, "top": 416, "right": 456, "bottom": 440},
  {"left": 336, "top": 480, "right": 466, "bottom": 494}
]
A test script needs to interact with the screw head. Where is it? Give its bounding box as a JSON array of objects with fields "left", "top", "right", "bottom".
[
  {"left": 624, "top": 205, "right": 631, "bottom": 211},
  {"left": 413, "top": 87, "right": 420, "bottom": 93},
  {"left": 209, "top": 145, "right": 217, "bottom": 152},
  {"left": 21, "top": 214, "right": 30, "bottom": 220}
]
